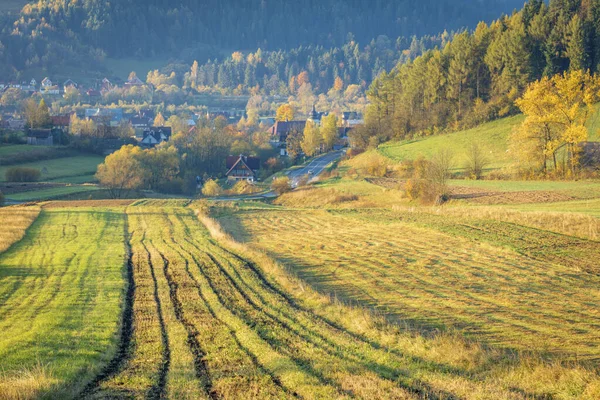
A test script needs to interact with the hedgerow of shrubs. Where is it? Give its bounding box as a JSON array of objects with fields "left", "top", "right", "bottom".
[{"left": 5, "top": 167, "right": 42, "bottom": 182}]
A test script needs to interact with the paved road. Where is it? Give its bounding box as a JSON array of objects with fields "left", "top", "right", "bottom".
[{"left": 287, "top": 150, "right": 344, "bottom": 188}]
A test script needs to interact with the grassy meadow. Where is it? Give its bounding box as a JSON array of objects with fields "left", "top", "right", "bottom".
[
  {"left": 0, "top": 206, "right": 127, "bottom": 399},
  {"left": 379, "top": 104, "right": 600, "bottom": 173},
  {"left": 0, "top": 155, "right": 103, "bottom": 183}
]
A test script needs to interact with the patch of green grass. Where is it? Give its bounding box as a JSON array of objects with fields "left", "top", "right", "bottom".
[
  {"left": 0, "top": 155, "right": 104, "bottom": 182},
  {"left": 0, "top": 145, "right": 53, "bottom": 157},
  {"left": 7, "top": 185, "right": 100, "bottom": 201},
  {"left": 0, "top": 208, "right": 126, "bottom": 398},
  {"left": 48, "top": 174, "right": 97, "bottom": 184},
  {"left": 379, "top": 115, "right": 524, "bottom": 170},
  {"left": 379, "top": 105, "right": 600, "bottom": 172}
]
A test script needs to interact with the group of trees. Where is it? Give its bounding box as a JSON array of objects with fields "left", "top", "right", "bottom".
[
  {"left": 96, "top": 115, "right": 278, "bottom": 197},
  {"left": 512, "top": 69, "right": 600, "bottom": 175},
  {"left": 0, "top": 0, "right": 524, "bottom": 79},
  {"left": 363, "top": 0, "right": 600, "bottom": 142},
  {"left": 181, "top": 36, "right": 445, "bottom": 96},
  {"left": 282, "top": 113, "right": 340, "bottom": 159}
]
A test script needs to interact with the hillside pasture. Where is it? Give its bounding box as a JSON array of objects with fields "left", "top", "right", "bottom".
[
  {"left": 0, "top": 207, "right": 126, "bottom": 399},
  {"left": 378, "top": 115, "right": 523, "bottom": 171}
]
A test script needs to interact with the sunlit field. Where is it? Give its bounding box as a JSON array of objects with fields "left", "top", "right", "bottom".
[{"left": 0, "top": 207, "right": 126, "bottom": 399}]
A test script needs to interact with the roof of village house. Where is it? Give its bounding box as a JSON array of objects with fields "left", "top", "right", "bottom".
[
  {"left": 130, "top": 116, "right": 151, "bottom": 126},
  {"left": 269, "top": 120, "right": 306, "bottom": 138},
  {"left": 51, "top": 115, "right": 71, "bottom": 126},
  {"left": 226, "top": 155, "right": 260, "bottom": 176}
]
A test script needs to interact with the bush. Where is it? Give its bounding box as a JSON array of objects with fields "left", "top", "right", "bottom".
[
  {"left": 464, "top": 142, "right": 490, "bottom": 180},
  {"left": 271, "top": 176, "right": 292, "bottom": 195},
  {"left": 5, "top": 167, "right": 41, "bottom": 182},
  {"left": 229, "top": 180, "right": 259, "bottom": 195},
  {"left": 202, "top": 179, "right": 223, "bottom": 197}
]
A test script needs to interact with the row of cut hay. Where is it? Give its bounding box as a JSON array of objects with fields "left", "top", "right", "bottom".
[{"left": 208, "top": 208, "right": 600, "bottom": 399}]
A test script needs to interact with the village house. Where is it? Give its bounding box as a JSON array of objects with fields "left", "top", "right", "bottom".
[
  {"left": 100, "top": 78, "right": 114, "bottom": 93},
  {"left": 51, "top": 115, "right": 72, "bottom": 133},
  {"left": 85, "top": 108, "right": 124, "bottom": 126},
  {"left": 63, "top": 79, "right": 78, "bottom": 90},
  {"left": 26, "top": 129, "right": 53, "bottom": 146},
  {"left": 140, "top": 127, "right": 172, "bottom": 147},
  {"left": 269, "top": 120, "right": 306, "bottom": 156},
  {"left": 129, "top": 116, "right": 152, "bottom": 129},
  {"left": 226, "top": 155, "right": 261, "bottom": 182},
  {"left": 124, "top": 76, "right": 144, "bottom": 88},
  {"left": 40, "top": 78, "right": 60, "bottom": 95}
]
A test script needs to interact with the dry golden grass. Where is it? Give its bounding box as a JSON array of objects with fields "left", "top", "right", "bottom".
[
  {"left": 419, "top": 205, "right": 600, "bottom": 241},
  {"left": 207, "top": 208, "right": 600, "bottom": 399},
  {"left": 0, "top": 206, "right": 41, "bottom": 253},
  {"left": 217, "top": 208, "right": 600, "bottom": 360},
  {"left": 0, "top": 363, "right": 57, "bottom": 400}
]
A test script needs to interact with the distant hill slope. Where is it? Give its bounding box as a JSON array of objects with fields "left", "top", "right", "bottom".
[
  {"left": 0, "top": 0, "right": 28, "bottom": 13},
  {"left": 0, "top": 0, "right": 524, "bottom": 79}
]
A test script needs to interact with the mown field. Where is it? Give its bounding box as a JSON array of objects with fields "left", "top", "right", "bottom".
[
  {"left": 2, "top": 201, "right": 599, "bottom": 399},
  {"left": 217, "top": 207, "right": 600, "bottom": 358},
  {"left": 0, "top": 206, "right": 126, "bottom": 399}
]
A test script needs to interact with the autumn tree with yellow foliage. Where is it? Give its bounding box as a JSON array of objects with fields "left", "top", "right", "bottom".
[
  {"left": 276, "top": 104, "right": 295, "bottom": 121},
  {"left": 511, "top": 70, "right": 600, "bottom": 176}
]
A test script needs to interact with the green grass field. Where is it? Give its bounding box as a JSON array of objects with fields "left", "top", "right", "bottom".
[
  {"left": 0, "top": 145, "right": 54, "bottom": 157},
  {"left": 0, "top": 155, "right": 103, "bottom": 182},
  {"left": 379, "top": 115, "right": 524, "bottom": 170},
  {"left": 7, "top": 185, "right": 100, "bottom": 201},
  {"left": 379, "top": 105, "right": 600, "bottom": 171},
  {"left": 0, "top": 207, "right": 126, "bottom": 399}
]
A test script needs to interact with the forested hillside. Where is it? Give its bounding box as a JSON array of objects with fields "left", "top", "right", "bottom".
[
  {"left": 360, "top": 0, "right": 600, "bottom": 142},
  {"left": 0, "top": 0, "right": 524, "bottom": 79}
]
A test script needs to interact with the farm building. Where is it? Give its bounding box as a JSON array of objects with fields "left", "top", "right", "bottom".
[
  {"left": 26, "top": 129, "right": 53, "bottom": 146},
  {"left": 226, "top": 155, "right": 260, "bottom": 182}
]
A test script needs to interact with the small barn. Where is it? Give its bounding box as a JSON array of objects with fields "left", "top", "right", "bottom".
[
  {"left": 226, "top": 155, "right": 261, "bottom": 182},
  {"left": 27, "top": 129, "right": 53, "bottom": 146}
]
